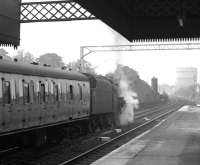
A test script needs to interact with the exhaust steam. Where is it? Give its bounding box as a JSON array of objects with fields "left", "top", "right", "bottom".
[
  {"left": 117, "top": 66, "right": 139, "bottom": 126},
  {"left": 109, "top": 28, "right": 139, "bottom": 126}
]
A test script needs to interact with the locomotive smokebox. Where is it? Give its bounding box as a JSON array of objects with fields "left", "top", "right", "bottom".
[{"left": 118, "top": 97, "right": 126, "bottom": 113}]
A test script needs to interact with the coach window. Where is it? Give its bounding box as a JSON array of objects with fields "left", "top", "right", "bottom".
[
  {"left": 3, "top": 80, "right": 11, "bottom": 104},
  {"left": 40, "top": 83, "right": 46, "bottom": 102},
  {"left": 65, "top": 83, "right": 68, "bottom": 101},
  {"left": 23, "top": 81, "right": 30, "bottom": 103},
  {"left": 10, "top": 80, "right": 16, "bottom": 100},
  {"left": 82, "top": 83, "right": 86, "bottom": 100},
  {"left": 49, "top": 81, "right": 54, "bottom": 94},
  {"left": 0, "top": 78, "right": 2, "bottom": 103},
  {"left": 54, "top": 84, "right": 59, "bottom": 101},
  {"left": 69, "top": 85, "right": 74, "bottom": 100},
  {"left": 29, "top": 80, "right": 34, "bottom": 103},
  {"left": 44, "top": 81, "right": 49, "bottom": 102},
  {"left": 78, "top": 84, "right": 82, "bottom": 100}
]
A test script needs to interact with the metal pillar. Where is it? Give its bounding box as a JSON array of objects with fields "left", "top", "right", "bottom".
[
  {"left": 80, "top": 46, "right": 84, "bottom": 72},
  {"left": 79, "top": 46, "right": 93, "bottom": 72}
]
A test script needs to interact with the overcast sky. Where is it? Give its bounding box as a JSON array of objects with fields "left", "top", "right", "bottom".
[{"left": 2, "top": 0, "right": 200, "bottom": 85}]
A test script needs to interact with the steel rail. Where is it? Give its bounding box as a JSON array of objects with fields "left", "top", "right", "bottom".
[
  {"left": 135, "top": 102, "right": 176, "bottom": 120},
  {"left": 58, "top": 104, "right": 183, "bottom": 165},
  {"left": 135, "top": 101, "right": 173, "bottom": 117},
  {"left": 0, "top": 147, "right": 19, "bottom": 155},
  {"left": 0, "top": 103, "right": 183, "bottom": 164},
  {"left": 0, "top": 102, "right": 171, "bottom": 156}
]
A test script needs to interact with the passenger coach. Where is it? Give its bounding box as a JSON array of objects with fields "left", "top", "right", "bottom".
[{"left": 0, "top": 59, "right": 117, "bottom": 147}]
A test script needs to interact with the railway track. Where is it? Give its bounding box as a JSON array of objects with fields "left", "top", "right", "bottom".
[
  {"left": 135, "top": 100, "right": 179, "bottom": 120},
  {"left": 58, "top": 104, "right": 183, "bottom": 165},
  {"left": 0, "top": 101, "right": 170, "bottom": 154},
  {"left": 0, "top": 147, "right": 19, "bottom": 155},
  {"left": 0, "top": 101, "right": 184, "bottom": 165}
]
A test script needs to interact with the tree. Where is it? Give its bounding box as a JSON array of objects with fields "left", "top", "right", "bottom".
[
  {"left": 106, "top": 64, "right": 139, "bottom": 82},
  {"left": 37, "top": 53, "right": 65, "bottom": 68},
  {"left": 0, "top": 48, "right": 12, "bottom": 61},
  {"left": 173, "top": 85, "right": 196, "bottom": 100},
  {"left": 13, "top": 50, "right": 35, "bottom": 63},
  {"left": 66, "top": 59, "right": 96, "bottom": 74},
  {"left": 106, "top": 64, "right": 160, "bottom": 104}
]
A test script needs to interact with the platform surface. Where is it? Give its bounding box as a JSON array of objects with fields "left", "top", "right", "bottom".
[{"left": 92, "top": 105, "right": 200, "bottom": 165}]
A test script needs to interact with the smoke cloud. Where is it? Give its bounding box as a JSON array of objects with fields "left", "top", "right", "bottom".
[
  {"left": 109, "top": 28, "right": 139, "bottom": 126},
  {"left": 118, "top": 68, "right": 139, "bottom": 126}
]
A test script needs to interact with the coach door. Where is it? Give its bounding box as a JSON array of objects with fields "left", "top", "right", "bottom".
[
  {"left": 28, "top": 80, "right": 37, "bottom": 127},
  {"left": 21, "top": 79, "right": 31, "bottom": 128},
  {"left": 0, "top": 77, "right": 3, "bottom": 132},
  {"left": 69, "top": 83, "right": 74, "bottom": 119},
  {"left": 9, "top": 78, "right": 21, "bottom": 131},
  {"left": 46, "top": 80, "right": 54, "bottom": 123},
  {"left": 1, "top": 77, "right": 13, "bottom": 132},
  {"left": 59, "top": 81, "right": 69, "bottom": 121},
  {"left": 39, "top": 81, "right": 47, "bottom": 125}
]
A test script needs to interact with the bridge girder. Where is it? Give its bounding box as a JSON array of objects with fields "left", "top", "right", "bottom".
[{"left": 20, "top": 0, "right": 95, "bottom": 23}]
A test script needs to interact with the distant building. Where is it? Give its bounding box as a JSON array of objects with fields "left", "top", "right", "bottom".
[
  {"left": 151, "top": 77, "right": 158, "bottom": 93},
  {"left": 175, "top": 67, "right": 197, "bottom": 88}
]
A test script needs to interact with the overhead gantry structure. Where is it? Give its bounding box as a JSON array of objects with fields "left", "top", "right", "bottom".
[
  {"left": 2, "top": 0, "right": 200, "bottom": 47},
  {"left": 79, "top": 42, "right": 200, "bottom": 71}
]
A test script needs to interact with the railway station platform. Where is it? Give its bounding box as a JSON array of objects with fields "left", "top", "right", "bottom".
[{"left": 92, "top": 105, "right": 200, "bottom": 165}]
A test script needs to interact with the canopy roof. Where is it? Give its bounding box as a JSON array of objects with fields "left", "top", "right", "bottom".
[{"left": 76, "top": 0, "right": 200, "bottom": 41}]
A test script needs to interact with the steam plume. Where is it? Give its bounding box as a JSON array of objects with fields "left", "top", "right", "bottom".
[
  {"left": 109, "top": 28, "right": 139, "bottom": 125},
  {"left": 118, "top": 67, "right": 139, "bottom": 126}
]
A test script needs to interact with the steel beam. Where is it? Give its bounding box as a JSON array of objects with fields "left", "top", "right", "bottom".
[
  {"left": 79, "top": 42, "right": 200, "bottom": 71},
  {"left": 81, "top": 42, "right": 200, "bottom": 55},
  {"left": 19, "top": 0, "right": 200, "bottom": 41},
  {"left": 20, "top": 0, "right": 95, "bottom": 23}
]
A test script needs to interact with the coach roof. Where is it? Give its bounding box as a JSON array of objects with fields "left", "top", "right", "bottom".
[{"left": 0, "top": 60, "right": 89, "bottom": 81}]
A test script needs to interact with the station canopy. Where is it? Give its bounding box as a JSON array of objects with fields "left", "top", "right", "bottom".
[
  {"left": 2, "top": 0, "right": 200, "bottom": 47},
  {"left": 0, "top": 0, "right": 21, "bottom": 48},
  {"left": 76, "top": 0, "right": 200, "bottom": 41}
]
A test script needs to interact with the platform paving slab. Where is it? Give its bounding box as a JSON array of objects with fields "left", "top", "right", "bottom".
[{"left": 92, "top": 105, "right": 200, "bottom": 165}]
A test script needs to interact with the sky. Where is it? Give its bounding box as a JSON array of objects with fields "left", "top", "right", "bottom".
[{"left": 2, "top": 0, "right": 200, "bottom": 86}]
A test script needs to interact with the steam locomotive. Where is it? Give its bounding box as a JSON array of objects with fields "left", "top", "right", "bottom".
[{"left": 0, "top": 59, "right": 120, "bottom": 147}]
